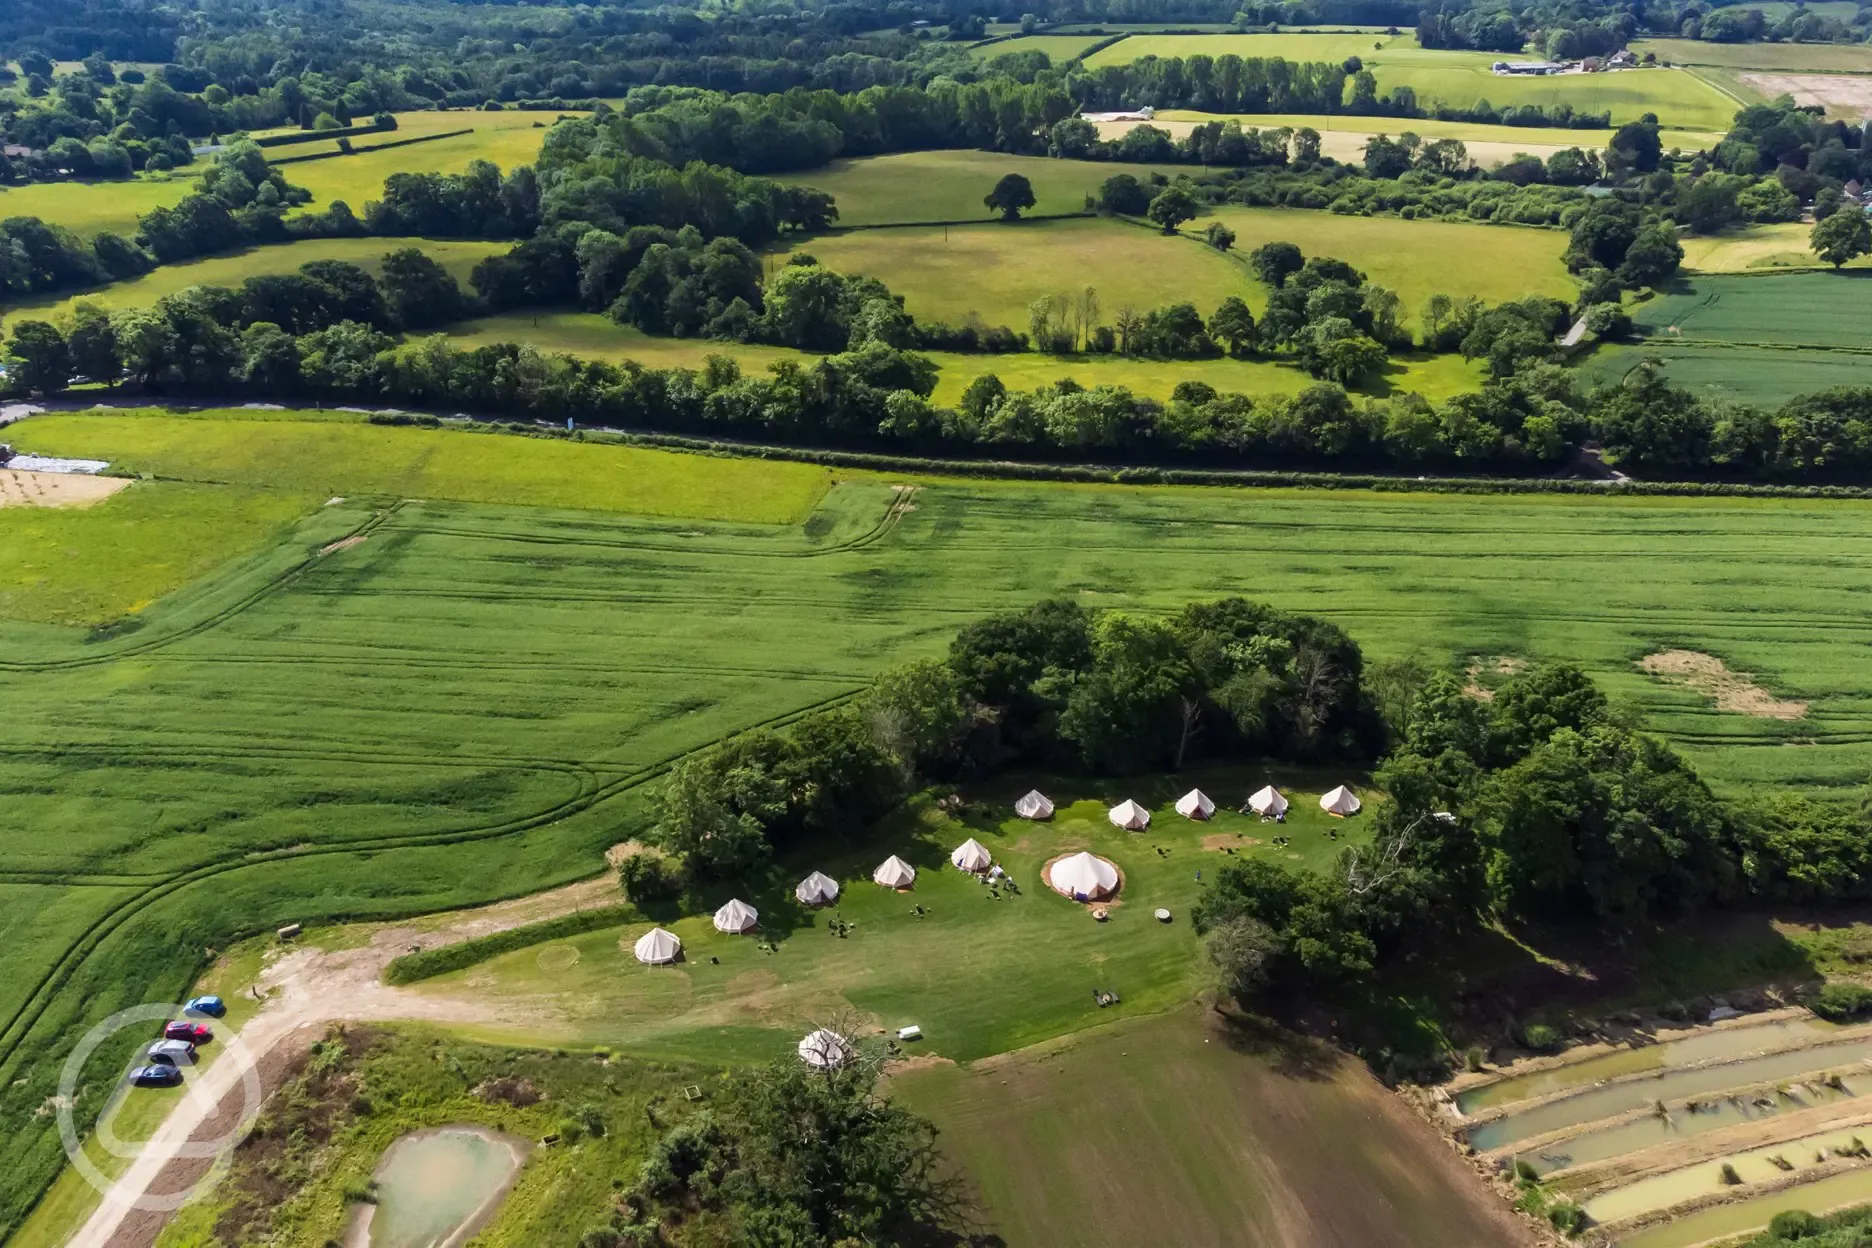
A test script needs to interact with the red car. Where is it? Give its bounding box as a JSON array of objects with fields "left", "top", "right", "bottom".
[{"left": 163, "top": 1021, "right": 212, "bottom": 1044}]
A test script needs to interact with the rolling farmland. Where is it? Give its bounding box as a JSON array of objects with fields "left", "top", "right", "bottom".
[
  {"left": 12, "top": 411, "right": 1872, "bottom": 1233},
  {"left": 774, "top": 150, "right": 1190, "bottom": 226}
]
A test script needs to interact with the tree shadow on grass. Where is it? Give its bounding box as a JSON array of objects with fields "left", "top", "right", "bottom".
[{"left": 1211, "top": 1006, "right": 1342, "bottom": 1083}]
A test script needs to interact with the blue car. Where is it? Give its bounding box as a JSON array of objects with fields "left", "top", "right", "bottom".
[
  {"left": 130, "top": 1065, "right": 183, "bottom": 1088},
  {"left": 184, "top": 996, "right": 226, "bottom": 1018}
]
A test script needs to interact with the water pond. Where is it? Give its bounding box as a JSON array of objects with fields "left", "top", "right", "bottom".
[
  {"left": 1617, "top": 1166, "right": 1872, "bottom": 1248},
  {"left": 353, "top": 1125, "right": 527, "bottom": 1248},
  {"left": 1523, "top": 1082, "right": 1862, "bottom": 1176}
]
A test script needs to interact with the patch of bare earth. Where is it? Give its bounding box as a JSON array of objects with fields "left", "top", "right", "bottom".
[
  {"left": 1464, "top": 654, "right": 1529, "bottom": 701},
  {"left": 1640, "top": 649, "right": 1807, "bottom": 720},
  {"left": 1741, "top": 72, "right": 1872, "bottom": 113},
  {"left": 0, "top": 468, "right": 129, "bottom": 508}
]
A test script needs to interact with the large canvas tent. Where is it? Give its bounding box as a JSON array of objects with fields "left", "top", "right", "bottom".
[
  {"left": 1320, "top": 785, "right": 1362, "bottom": 816},
  {"left": 798, "top": 1028, "right": 853, "bottom": 1070},
  {"left": 713, "top": 898, "right": 759, "bottom": 933},
  {"left": 1247, "top": 785, "right": 1288, "bottom": 818},
  {"left": 633, "top": 927, "right": 682, "bottom": 965},
  {"left": 1175, "top": 789, "right": 1215, "bottom": 820},
  {"left": 1108, "top": 799, "right": 1151, "bottom": 830},
  {"left": 873, "top": 855, "right": 917, "bottom": 889},
  {"left": 795, "top": 871, "right": 840, "bottom": 906},
  {"left": 950, "top": 838, "right": 992, "bottom": 872},
  {"left": 1014, "top": 790, "right": 1054, "bottom": 820},
  {"left": 1048, "top": 851, "right": 1120, "bottom": 901}
]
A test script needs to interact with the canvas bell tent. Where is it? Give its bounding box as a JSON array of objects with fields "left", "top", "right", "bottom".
[
  {"left": 798, "top": 1029, "right": 854, "bottom": 1070},
  {"left": 951, "top": 838, "right": 992, "bottom": 872},
  {"left": 1048, "top": 851, "right": 1120, "bottom": 901},
  {"left": 1247, "top": 785, "right": 1288, "bottom": 817},
  {"left": 873, "top": 855, "right": 917, "bottom": 888},
  {"left": 633, "top": 927, "right": 682, "bottom": 965},
  {"left": 1321, "top": 785, "right": 1362, "bottom": 816},
  {"left": 1014, "top": 790, "right": 1054, "bottom": 820},
  {"left": 1176, "top": 789, "right": 1215, "bottom": 820},
  {"left": 795, "top": 871, "right": 840, "bottom": 906},
  {"left": 713, "top": 898, "right": 759, "bottom": 933},
  {"left": 1108, "top": 799, "right": 1150, "bottom": 830}
]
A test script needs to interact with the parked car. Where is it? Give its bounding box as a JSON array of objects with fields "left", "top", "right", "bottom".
[
  {"left": 184, "top": 995, "right": 226, "bottom": 1018},
  {"left": 163, "top": 1021, "right": 212, "bottom": 1044},
  {"left": 129, "top": 1065, "right": 183, "bottom": 1088},
  {"left": 147, "top": 1040, "right": 196, "bottom": 1066}
]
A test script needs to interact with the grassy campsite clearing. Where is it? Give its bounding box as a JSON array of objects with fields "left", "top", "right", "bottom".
[
  {"left": 401, "top": 780, "right": 1374, "bottom": 1061},
  {"left": 774, "top": 150, "right": 1189, "bottom": 226}
]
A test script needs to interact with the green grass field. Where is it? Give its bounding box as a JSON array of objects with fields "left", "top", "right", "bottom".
[
  {"left": 0, "top": 177, "right": 194, "bottom": 242},
  {"left": 891, "top": 1007, "right": 1530, "bottom": 1247},
  {"left": 0, "top": 238, "right": 508, "bottom": 334},
  {"left": 1678, "top": 222, "right": 1865, "bottom": 273},
  {"left": 773, "top": 150, "right": 1190, "bottom": 226},
  {"left": 447, "top": 311, "right": 1486, "bottom": 403},
  {"left": 1084, "top": 30, "right": 1415, "bottom": 67},
  {"left": 411, "top": 779, "right": 1373, "bottom": 1060},
  {"left": 1634, "top": 36, "right": 1872, "bottom": 73},
  {"left": 18, "top": 413, "right": 1872, "bottom": 1234},
  {"left": 971, "top": 33, "right": 1110, "bottom": 61},
  {"left": 1579, "top": 271, "right": 1872, "bottom": 404}
]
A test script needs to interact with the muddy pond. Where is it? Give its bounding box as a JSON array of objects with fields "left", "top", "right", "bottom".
[{"left": 348, "top": 1125, "right": 528, "bottom": 1248}]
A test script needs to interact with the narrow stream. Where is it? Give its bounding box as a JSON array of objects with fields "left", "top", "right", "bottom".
[
  {"left": 1522, "top": 1082, "right": 1862, "bottom": 1176},
  {"left": 1459, "top": 1019, "right": 1840, "bottom": 1115},
  {"left": 1469, "top": 1037, "right": 1872, "bottom": 1152}
]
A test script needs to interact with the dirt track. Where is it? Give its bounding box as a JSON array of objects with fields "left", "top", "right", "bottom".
[{"left": 68, "top": 877, "right": 615, "bottom": 1248}]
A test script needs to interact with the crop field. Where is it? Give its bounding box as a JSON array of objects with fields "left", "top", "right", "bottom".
[
  {"left": 1633, "top": 36, "right": 1872, "bottom": 73},
  {"left": 448, "top": 312, "right": 1486, "bottom": 403},
  {"left": 17, "top": 413, "right": 1872, "bottom": 1232},
  {"left": 1733, "top": 70, "right": 1872, "bottom": 116},
  {"left": 892, "top": 1008, "right": 1533, "bottom": 1247},
  {"left": 1580, "top": 272, "right": 1872, "bottom": 404},
  {"left": 773, "top": 150, "right": 1189, "bottom": 226},
  {"left": 280, "top": 115, "right": 564, "bottom": 213},
  {"left": 0, "top": 237, "right": 508, "bottom": 333},
  {"left": 970, "top": 33, "right": 1110, "bottom": 61},
  {"left": 412, "top": 780, "right": 1375, "bottom": 1061}
]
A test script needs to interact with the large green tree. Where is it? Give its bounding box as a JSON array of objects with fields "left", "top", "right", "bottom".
[
  {"left": 1812, "top": 210, "right": 1872, "bottom": 269},
  {"left": 983, "top": 172, "right": 1036, "bottom": 221}
]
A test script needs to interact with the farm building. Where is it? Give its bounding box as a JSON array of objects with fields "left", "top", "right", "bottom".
[
  {"left": 1081, "top": 106, "right": 1155, "bottom": 123},
  {"left": 1492, "top": 61, "right": 1565, "bottom": 75}
]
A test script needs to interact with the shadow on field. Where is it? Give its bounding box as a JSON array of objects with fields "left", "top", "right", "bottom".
[{"left": 1211, "top": 1008, "right": 1341, "bottom": 1082}]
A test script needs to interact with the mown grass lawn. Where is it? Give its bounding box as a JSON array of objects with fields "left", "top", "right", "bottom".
[{"left": 407, "top": 775, "right": 1376, "bottom": 1062}]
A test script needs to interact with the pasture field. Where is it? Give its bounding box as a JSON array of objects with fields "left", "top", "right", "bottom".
[
  {"left": 774, "top": 217, "right": 1249, "bottom": 330},
  {"left": 971, "top": 33, "right": 1110, "bottom": 61},
  {"left": 18, "top": 414, "right": 1872, "bottom": 1232},
  {"left": 1084, "top": 30, "right": 1415, "bottom": 67},
  {"left": 891, "top": 1007, "right": 1535, "bottom": 1247},
  {"left": 447, "top": 311, "right": 1487, "bottom": 403},
  {"left": 1580, "top": 272, "right": 1872, "bottom": 405},
  {"left": 410, "top": 779, "right": 1375, "bottom": 1061},
  {"left": 1679, "top": 222, "right": 1862, "bottom": 273},
  {"left": 0, "top": 237, "right": 507, "bottom": 333},
  {"left": 0, "top": 176, "right": 193, "bottom": 241},
  {"left": 773, "top": 150, "right": 1190, "bottom": 226},
  {"left": 1633, "top": 36, "right": 1872, "bottom": 73}
]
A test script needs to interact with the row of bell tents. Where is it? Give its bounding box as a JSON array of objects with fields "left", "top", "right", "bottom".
[
  {"left": 632, "top": 786, "right": 1363, "bottom": 962},
  {"left": 1019, "top": 785, "right": 1361, "bottom": 827}
]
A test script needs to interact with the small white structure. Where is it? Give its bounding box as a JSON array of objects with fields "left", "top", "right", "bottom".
[
  {"left": 1320, "top": 785, "right": 1362, "bottom": 816},
  {"left": 1014, "top": 790, "right": 1055, "bottom": 820},
  {"left": 1049, "top": 851, "right": 1120, "bottom": 901},
  {"left": 713, "top": 898, "right": 759, "bottom": 933},
  {"left": 1175, "top": 789, "right": 1215, "bottom": 820},
  {"left": 1154, "top": 908, "right": 1172, "bottom": 923},
  {"left": 1247, "top": 785, "right": 1289, "bottom": 818},
  {"left": 798, "top": 1028, "right": 853, "bottom": 1070},
  {"left": 1108, "top": 799, "right": 1151, "bottom": 831},
  {"left": 898, "top": 1024, "right": 922, "bottom": 1041},
  {"left": 873, "top": 855, "right": 917, "bottom": 889},
  {"left": 951, "top": 838, "right": 993, "bottom": 872},
  {"left": 633, "top": 927, "right": 682, "bottom": 965},
  {"left": 795, "top": 871, "right": 840, "bottom": 906}
]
